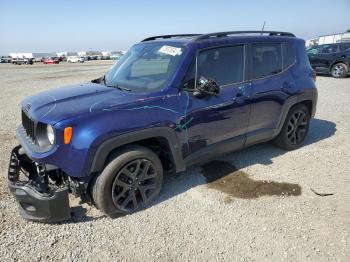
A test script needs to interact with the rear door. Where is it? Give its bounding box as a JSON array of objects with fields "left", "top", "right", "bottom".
[
  {"left": 307, "top": 46, "right": 325, "bottom": 68},
  {"left": 246, "top": 42, "right": 297, "bottom": 144},
  {"left": 318, "top": 44, "right": 340, "bottom": 68}
]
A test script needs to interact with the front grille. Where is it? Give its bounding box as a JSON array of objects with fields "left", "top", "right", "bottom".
[{"left": 21, "top": 110, "right": 37, "bottom": 144}]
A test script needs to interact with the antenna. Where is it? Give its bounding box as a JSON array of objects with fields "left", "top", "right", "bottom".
[{"left": 261, "top": 21, "right": 266, "bottom": 35}]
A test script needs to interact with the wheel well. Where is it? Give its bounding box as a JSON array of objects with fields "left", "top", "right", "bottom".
[
  {"left": 105, "top": 137, "right": 175, "bottom": 174},
  {"left": 298, "top": 100, "right": 312, "bottom": 115},
  {"left": 330, "top": 60, "right": 349, "bottom": 69}
]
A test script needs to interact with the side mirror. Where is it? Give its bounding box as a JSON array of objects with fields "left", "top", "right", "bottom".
[
  {"left": 91, "top": 75, "right": 105, "bottom": 84},
  {"left": 193, "top": 76, "right": 220, "bottom": 97}
]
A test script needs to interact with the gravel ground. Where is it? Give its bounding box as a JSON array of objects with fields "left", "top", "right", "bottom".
[{"left": 0, "top": 61, "right": 349, "bottom": 261}]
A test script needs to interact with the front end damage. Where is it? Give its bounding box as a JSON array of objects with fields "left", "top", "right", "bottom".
[{"left": 8, "top": 146, "right": 73, "bottom": 222}]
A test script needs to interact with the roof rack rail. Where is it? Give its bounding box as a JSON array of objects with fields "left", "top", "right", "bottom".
[
  {"left": 194, "top": 31, "right": 295, "bottom": 41},
  {"left": 142, "top": 34, "right": 201, "bottom": 42}
]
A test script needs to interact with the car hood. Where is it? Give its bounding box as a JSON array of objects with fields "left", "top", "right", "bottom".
[{"left": 21, "top": 82, "right": 145, "bottom": 125}]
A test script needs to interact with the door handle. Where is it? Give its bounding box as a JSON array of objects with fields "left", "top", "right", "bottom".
[
  {"left": 235, "top": 85, "right": 250, "bottom": 100},
  {"left": 236, "top": 91, "right": 243, "bottom": 97},
  {"left": 231, "top": 97, "right": 239, "bottom": 103}
]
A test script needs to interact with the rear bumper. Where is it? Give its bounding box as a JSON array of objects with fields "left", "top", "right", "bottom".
[{"left": 8, "top": 146, "right": 71, "bottom": 223}]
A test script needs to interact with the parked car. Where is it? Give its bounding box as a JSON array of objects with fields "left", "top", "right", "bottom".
[
  {"left": 0, "top": 56, "right": 12, "bottom": 63},
  {"left": 110, "top": 54, "right": 122, "bottom": 60},
  {"left": 67, "top": 56, "right": 85, "bottom": 63},
  {"left": 8, "top": 31, "right": 317, "bottom": 222},
  {"left": 55, "top": 56, "right": 67, "bottom": 62},
  {"left": 307, "top": 42, "right": 350, "bottom": 78},
  {"left": 43, "top": 57, "right": 59, "bottom": 64},
  {"left": 34, "top": 57, "right": 43, "bottom": 62},
  {"left": 12, "top": 58, "right": 33, "bottom": 65}
]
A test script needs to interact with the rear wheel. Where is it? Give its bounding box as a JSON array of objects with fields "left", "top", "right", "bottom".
[
  {"left": 273, "top": 104, "right": 310, "bottom": 150},
  {"left": 92, "top": 146, "right": 163, "bottom": 217},
  {"left": 331, "top": 63, "right": 348, "bottom": 78}
]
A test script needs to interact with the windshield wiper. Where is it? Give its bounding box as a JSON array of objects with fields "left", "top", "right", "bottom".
[
  {"left": 103, "top": 77, "right": 131, "bottom": 92},
  {"left": 106, "top": 83, "right": 131, "bottom": 92}
]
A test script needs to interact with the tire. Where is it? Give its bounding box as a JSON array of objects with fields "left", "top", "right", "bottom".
[
  {"left": 92, "top": 145, "right": 163, "bottom": 218},
  {"left": 273, "top": 104, "right": 310, "bottom": 150},
  {"left": 331, "top": 63, "right": 348, "bottom": 78}
]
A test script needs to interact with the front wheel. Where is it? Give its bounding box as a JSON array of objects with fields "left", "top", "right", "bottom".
[
  {"left": 92, "top": 145, "right": 163, "bottom": 218},
  {"left": 331, "top": 63, "right": 348, "bottom": 78},
  {"left": 273, "top": 104, "right": 310, "bottom": 150}
]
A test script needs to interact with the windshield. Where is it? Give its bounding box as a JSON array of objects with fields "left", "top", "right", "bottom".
[{"left": 105, "top": 42, "right": 186, "bottom": 93}]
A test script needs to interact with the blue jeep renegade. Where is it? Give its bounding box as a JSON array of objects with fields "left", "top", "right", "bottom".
[{"left": 8, "top": 31, "right": 317, "bottom": 222}]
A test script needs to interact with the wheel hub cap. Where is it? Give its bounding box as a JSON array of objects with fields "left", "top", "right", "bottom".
[
  {"left": 333, "top": 65, "right": 344, "bottom": 77},
  {"left": 112, "top": 159, "right": 159, "bottom": 212}
]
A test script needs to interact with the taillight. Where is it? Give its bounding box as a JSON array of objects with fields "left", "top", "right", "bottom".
[{"left": 312, "top": 70, "right": 317, "bottom": 82}]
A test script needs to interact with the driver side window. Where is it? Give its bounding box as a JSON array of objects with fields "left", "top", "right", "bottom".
[
  {"left": 307, "top": 46, "right": 322, "bottom": 55},
  {"left": 198, "top": 46, "right": 244, "bottom": 86},
  {"left": 183, "top": 45, "right": 245, "bottom": 90}
]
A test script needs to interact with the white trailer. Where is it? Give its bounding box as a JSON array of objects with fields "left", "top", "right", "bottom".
[{"left": 307, "top": 32, "right": 350, "bottom": 47}]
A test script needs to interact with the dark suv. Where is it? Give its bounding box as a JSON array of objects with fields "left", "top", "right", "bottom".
[
  {"left": 8, "top": 31, "right": 317, "bottom": 222},
  {"left": 307, "top": 42, "right": 350, "bottom": 78}
]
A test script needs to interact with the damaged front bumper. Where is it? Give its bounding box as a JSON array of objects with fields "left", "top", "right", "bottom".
[{"left": 8, "top": 146, "right": 71, "bottom": 222}]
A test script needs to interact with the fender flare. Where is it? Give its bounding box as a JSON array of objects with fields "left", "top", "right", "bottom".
[
  {"left": 275, "top": 89, "right": 318, "bottom": 137},
  {"left": 89, "top": 127, "right": 186, "bottom": 174},
  {"left": 329, "top": 59, "right": 350, "bottom": 70}
]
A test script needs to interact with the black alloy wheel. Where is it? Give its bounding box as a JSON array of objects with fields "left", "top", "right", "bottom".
[
  {"left": 286, "top": 110, "right": 308, "bottom": 145},
  {"left": 92, "top": 145, "right": 163, "bottom": 217},
  {"left": 111, "top": 159, "right": 160, "bottom": 212},
  {"left": 273, "top": 104, "right": 310, "bottom": 150}
]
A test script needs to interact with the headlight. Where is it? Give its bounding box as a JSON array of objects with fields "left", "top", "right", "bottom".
[{"left": 46, "top": 125, "right": 55, "bottom": 145}]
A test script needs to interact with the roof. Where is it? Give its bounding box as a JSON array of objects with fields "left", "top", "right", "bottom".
[{"left": 141, "top": 31, "right": 296, "bottom": 44}]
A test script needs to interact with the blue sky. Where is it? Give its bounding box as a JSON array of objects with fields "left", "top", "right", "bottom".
[{"left": 0, "top": 0, "right": 349, "bottom": 54}]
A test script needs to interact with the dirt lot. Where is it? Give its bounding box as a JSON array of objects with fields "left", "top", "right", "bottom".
[{"left": 0, "top": 61, "right": 349, "bottom": 261}]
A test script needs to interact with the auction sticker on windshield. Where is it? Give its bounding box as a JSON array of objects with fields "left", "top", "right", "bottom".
[{"left": 158, "top": 45, "right": 182, "bottom": 56}]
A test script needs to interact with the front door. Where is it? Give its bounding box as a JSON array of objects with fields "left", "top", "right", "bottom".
[{"left": 180, "top": 44, "right": 251, "bottom": 159}]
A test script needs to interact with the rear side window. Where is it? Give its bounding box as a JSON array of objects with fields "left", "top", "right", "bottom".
[
  {"left": 321, "top": 45, "right": 339, "bottom": 54},
  {"left": 252, "top": 43, "right": 282, "bottom": 79},
  {"left": 197, "top": 45, "right": 244, "bottom": 86},
  {"left": 282, "top": 42, "right": 296, "bottom": 69},
  {"left": 340, "top": 44, "right": 350, "bottom": 51}
]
